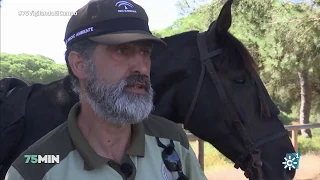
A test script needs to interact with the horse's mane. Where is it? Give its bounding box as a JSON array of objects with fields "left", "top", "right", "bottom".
[
  {"left": 223, "top": 32, "right": 258, "bottom": 72},
  {"left": 159, "top": 31, "right": 199, "bottom": 46}
]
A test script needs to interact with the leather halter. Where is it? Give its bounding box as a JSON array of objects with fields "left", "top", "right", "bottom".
[{"left": 183, "top": 32, "right": 288, "bottom": 180}]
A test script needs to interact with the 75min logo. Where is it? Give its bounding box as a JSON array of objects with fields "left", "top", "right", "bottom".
[{"left": 24, "top": 155, "right": 60, "bottom": 164}]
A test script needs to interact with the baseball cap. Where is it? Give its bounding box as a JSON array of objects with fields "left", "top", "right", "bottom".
[{"left": 64, "top": 0, "right": 167, "bottom": 47}]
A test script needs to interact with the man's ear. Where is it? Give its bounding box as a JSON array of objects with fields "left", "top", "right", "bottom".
[{"left": 68, "top": 51, "right": 88, "bottom": 80}]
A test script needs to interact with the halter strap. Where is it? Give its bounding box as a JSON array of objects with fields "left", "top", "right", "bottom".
[{"left": 184, "top": 32, "right": 225, "bottom": 126}]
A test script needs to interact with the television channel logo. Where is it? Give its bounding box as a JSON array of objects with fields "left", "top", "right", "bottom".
[{"left": 282, "top": 152, "right": 300, "bottom": 171}]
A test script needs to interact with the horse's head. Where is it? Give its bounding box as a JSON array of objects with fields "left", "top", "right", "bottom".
[{"left": 151, "top": 0, "right": 296, "bottom": 179}]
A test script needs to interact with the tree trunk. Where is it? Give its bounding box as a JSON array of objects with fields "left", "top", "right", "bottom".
[{"left": 298, "top": 70, "right": 312, "bottom": 138}]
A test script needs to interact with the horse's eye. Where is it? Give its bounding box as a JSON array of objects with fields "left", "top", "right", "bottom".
[{"left": 233, "top": 76, "right": 246, "bottom": 85}]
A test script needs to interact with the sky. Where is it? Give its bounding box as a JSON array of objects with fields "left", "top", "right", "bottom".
[{"left": 0, "top": 0, "right": 180, "bottom": 64}]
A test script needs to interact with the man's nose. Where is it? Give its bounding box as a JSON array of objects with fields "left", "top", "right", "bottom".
[{"left": 129, "top": 53, "right": 150, "bottom": 75}]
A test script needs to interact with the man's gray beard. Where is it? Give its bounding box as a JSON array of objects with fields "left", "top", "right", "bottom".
[{"left": 85, "top": 69, "right": 154, "bottom": 125}]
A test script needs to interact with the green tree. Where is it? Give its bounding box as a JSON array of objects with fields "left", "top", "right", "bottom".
[
  {"left": 260, "top": 0, "right": 320, "bottom": 137},
  {"left": 0, "top": 53, "right": 68, "bottom": 84}
]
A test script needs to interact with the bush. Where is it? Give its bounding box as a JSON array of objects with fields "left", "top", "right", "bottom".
[
  {"left": 312, "top": 128, "right": 320, "bottom": 137},
  {"left": 298, "top": 135, "right": 320, "bottom": 155},
  {"left": 189, "top": 142, "right": 233, "bottom": 171}
]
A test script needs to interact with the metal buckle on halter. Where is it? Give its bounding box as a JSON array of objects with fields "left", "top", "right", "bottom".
[
  {"left": 251, "top": 149, "right": 264, "bottom": 180},
  {"left": 251, "top": 149, "right": 263, "bottom": 168},
  {"left": 242, "top": 149, "right": 264, "bottom": 179}
]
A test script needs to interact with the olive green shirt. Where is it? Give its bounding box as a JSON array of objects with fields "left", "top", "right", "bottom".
[{"left": 5, "top": 103, "right": 207, "bottom": 180}]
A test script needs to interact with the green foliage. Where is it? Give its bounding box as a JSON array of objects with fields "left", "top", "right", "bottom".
[
  {"left": 278, "top": 111, "right": 293, "bottom": 125},
  {"left": 175, "top": 0, "right": 212, "bottom": 17},
  {"left": 189, "top": 141, "right": 233, "bottom": 171},
  {"left": 260, "top": 1, "right": 320, "bottom": 107},
  {"left": 0, "top": 53, "right": 68, "bottom": 84},
  {"left": 298, "top": 135, "right": 320, "bottom": 154},
  {"left": 311, "top": 128, "right": 320, "bottom": 137},
  {"left": 152, "top": 1, "right": 225, "bottom": 37},
  {"left": 264, "top": 2, "right": 319, "bottom": 71},
  {"left": 288, "top": 104, "right": 320, "bottom": 123}
]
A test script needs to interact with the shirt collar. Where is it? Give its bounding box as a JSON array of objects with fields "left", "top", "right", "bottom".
[{"left": 67, "top": 102, "right": 145, "bottom": 170}]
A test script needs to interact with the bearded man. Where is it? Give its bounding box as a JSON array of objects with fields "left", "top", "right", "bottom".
[{"left": 5, "top": 0, "right": 207, "bottom": 180}]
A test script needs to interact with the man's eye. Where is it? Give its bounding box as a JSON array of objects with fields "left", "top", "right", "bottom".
[
  {"left": 117, "top": 48, "right": 128, "bottom": 54},
  {"left": 141, "top": 49, "right": 151, "bottom": 56}
]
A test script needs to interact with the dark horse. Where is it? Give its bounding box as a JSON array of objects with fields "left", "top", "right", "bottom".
[
  {"left": 0, "top": 1, "right": 295, "bottom": 179},
  {"left": 0, "top": 77, "right": 28, "bottom": 100}
]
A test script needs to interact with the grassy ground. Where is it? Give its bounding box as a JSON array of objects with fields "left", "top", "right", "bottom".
[
  {"left": 190, "top": 128, "right": 320, "bottom": 174},
  {"left": 189, "top": 141, "right": 233, "bottom": 173},
  {"left": 298, "top": 135, "right": 320, "bottom": 154}
]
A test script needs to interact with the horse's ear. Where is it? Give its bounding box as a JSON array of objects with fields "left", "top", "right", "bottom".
[{"left": 208, "top": 0, "right": 233, "bottom": 38}]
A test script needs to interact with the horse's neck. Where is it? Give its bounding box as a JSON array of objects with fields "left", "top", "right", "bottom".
[
  {"left": 30, "top": 77, "right": 71, "bottom": 99},
  {"left": 150, "top": 32, "right": 200, "bottom": 124},
  {"left": 151, "top": 32, "right": 198, "bottom": 79}
]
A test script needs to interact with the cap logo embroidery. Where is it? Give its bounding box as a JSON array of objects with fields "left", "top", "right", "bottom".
[
  {"left": 65, "top": 27, "right": 94, "bottom": 45},
  {"left": 115, "top": 1, "right": 137, "bottom": 13}
]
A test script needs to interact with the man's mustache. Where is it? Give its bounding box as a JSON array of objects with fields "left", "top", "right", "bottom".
[{"left": 124, "top": 74, "right": 151, "bottom": 91}]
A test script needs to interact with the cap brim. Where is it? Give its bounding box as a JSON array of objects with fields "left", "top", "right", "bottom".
[{"left": 89, "top": 30, "right": 167, "bottom": 47}]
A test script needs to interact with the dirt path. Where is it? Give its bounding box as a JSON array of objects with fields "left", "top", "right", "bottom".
[{"left": 205, "top": 154, "right": 320, "bottom": 180}]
